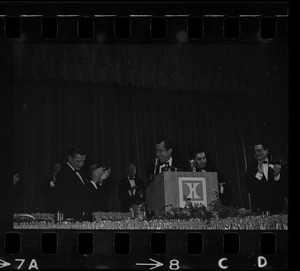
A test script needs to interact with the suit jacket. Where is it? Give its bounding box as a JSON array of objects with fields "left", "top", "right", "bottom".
[
  {"left": 118, "top": 176, "right": 145, "bottom": 212},
  {"left": 12, "top": 180, "right": 24, "bottom": 213},
  {"left": 195, "top": 164, "right": 232, "bottom": 206},
  {"left": 55, "top": 163, "right": 98, "bottom": 220},
  {"left": 245, "top": 161, "right": 287, "bottom": 214},
  {"left": 41, "top": 176, "right": 58, "bottom": 213},
  {"left": 91, "top": 178, "right": 112, "bottom": 212},
  {"left": 146, "top": 157, "right": 187, "bottom": 186}
]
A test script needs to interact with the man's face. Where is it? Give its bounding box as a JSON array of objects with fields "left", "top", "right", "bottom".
[
  {"left": 156, "top": 141, "right": 172, "bottom": 163},
  {"left": 89, "top": 164, "right": 97, "bottom": 176},
  {"left": 128, "top": 164, "right": 136, "bottom": 178},
  {"left": 254, "top": 144, "right": 268, "bottom": 162},
  {"left": 68, "top": 154, "right": 86, "bottom": 171},
  {"left": 195, "top": 152, "right": 207, "bottom": 169}
]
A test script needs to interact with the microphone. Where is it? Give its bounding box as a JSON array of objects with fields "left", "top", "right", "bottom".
[
  {"left": 169, "top": 165, "right": 181, "bottom": 172},
  {"left": 154, "top": 158, "right": 159, "bottom": 175},
  {"left": 189, "top": 159, "right": 196, "bottom": 172}
]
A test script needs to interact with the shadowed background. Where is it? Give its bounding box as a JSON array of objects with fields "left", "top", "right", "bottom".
[{"left": 10, "top": 43, "right": 288, "bottom": 212}]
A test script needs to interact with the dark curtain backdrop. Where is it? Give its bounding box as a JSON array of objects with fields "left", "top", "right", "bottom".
[{"left": 13, "top": 44, "right": 288, "bottom": 212}]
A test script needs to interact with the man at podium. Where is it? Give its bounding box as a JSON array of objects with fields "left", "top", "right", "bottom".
[
  {"left": 145, "top": 143, "right": 222, "bottom": 216},
  {"left": 146, "top": 137, "right": 185, "bottom": 185}
]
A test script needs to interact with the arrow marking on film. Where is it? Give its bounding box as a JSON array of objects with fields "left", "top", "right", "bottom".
[
  {"left": 136, "top": 258, "right": 164, "bottom": 270},
  {"left": 0, "top": 259, "right": 11, "bottom": 269}
]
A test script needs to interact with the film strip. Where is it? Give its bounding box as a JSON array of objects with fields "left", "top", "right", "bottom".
[
  {"left": 0, "top": 231, "right": 289, "bottom": 269},
  {"left": 1, "top": 1, "right": 288, "bottom": 270},
  {"left": 0, "top": 2, "right": 288, "bottom": 43}
]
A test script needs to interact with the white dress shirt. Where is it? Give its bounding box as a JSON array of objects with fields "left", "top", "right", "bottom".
[
  {"left": 255, "top": 159, "right": 280, "bottom": 181},
  {"left": 159, "top": 157, "right": 173, "bottom": 173},
  {"left": 128, "top": 177, "right": 136, "bottom": 196}
]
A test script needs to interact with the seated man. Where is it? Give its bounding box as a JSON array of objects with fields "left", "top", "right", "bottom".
[
  {"left": 191, "top": 147, "right": 233, "bottom": 206},
  {"left": 41, "top": 162, "right": 61, "bottom": 213}
]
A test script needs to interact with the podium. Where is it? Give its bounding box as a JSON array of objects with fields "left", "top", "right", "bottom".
[{"left": 145, "top": 171, "right": 218, "bottom": 216}]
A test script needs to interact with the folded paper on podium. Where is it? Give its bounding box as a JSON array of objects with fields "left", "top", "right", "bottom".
[{"left": 145, "top": 171, "right": 218, "bottom": 216}]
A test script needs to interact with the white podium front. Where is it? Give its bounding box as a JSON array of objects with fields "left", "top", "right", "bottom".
[{"left": 145, "top": 171, "right": 218, "bottom": 216}]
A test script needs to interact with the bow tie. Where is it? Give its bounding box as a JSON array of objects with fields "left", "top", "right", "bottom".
[
  {"left": 160, "top": 162, "right": 169, "bottom": 166},
  {"left": 128, "top": 177, "right": 135, "bottom": 180},
  {"left": 262, "top": 161, "right": 268, "bottom": 164}
]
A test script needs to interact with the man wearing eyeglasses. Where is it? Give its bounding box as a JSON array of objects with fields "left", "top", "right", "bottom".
[{"left": 245, "top": 141, "right": 287, "bottom": 214}]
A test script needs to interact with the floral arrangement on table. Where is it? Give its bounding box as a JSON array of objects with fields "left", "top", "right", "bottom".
[
  {"left": 13, "top": 214, "right": 288, "bottom": 230},
  {"left": 162, "top": 189, "right": 288, "bottom": 220},
  {"left": 13, "top": 191, "right": 288, "bottom": 230},
  {"left": 161, "top": 191, "right": 252, "bottom": 221},
  {"left": 93, "top": 212, "right": 131, "bottom": 221}
]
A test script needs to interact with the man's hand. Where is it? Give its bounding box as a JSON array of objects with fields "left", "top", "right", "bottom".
[
  {"left": 257, "top": 160, "right": 264, "bottom": 174},
  {"left": 92, "top": 167, "right": 111, "bottom": 184},
  {"left": 137, "top": 189, "right": 143, "bottom": 198},
  {"left": 13, "top": 173, "right": 20, "bottom": 186},
  {"left": 272, "top": 164, "right": 281, "bottom": 178},
  {"left": 99, "top": 168, "right": 111, "bottom": 182},
  {"left": 91, "top": 167, "right": 104, "bottom": 183},
  {"left": 130, "top": 185, "right": 137, "bottom": 193}
]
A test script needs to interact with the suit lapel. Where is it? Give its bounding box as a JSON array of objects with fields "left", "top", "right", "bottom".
[
  {"left": 76, "top": 171, "right": 85, "bottom": 185},
  {"left": 70, "top": 168, "right": 85, "bottom": 186}
]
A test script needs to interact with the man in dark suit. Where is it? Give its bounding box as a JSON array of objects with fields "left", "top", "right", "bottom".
[
  {"left": 191, "top": 147, "right": 232, "bottom": 206},
  {"left": 245, "top": 141, "right": 287, "bottom": 214},
  {"left": 146, "top": 138, "right": 184, "bottom": 185},
  {"left": 88, "top": 163, "right": 112, "bottom": 212},
  {"left": 12, "top": 173, "right": 24, "bottom": 213},
  {"left": 55, "top": 146, "right": 111, "bottom": 220},
  {"left": 118, "top": 163, "right": 145, "bottom": 212},
  {"left": 41, "top": 162, "right": 61, "bottom": 213}
]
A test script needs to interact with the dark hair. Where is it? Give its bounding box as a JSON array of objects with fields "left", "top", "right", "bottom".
[
  {"left": 127, "top": 162, "right": 136, "bottom": 168},
  {"left": 68, "top": 146, "right": 86, "bottom": 157},
  {"left": 126, "top": 162, "right": 136, "bottom": 171},
  {"left": 191, "top": 146, "right": 206, "bottom": 158},
  {"left": 253, "top": 141, "right": 269, "bottom": 150},
  {"left": 156, "top": 137, "right": 173, "bottom": 151}
]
